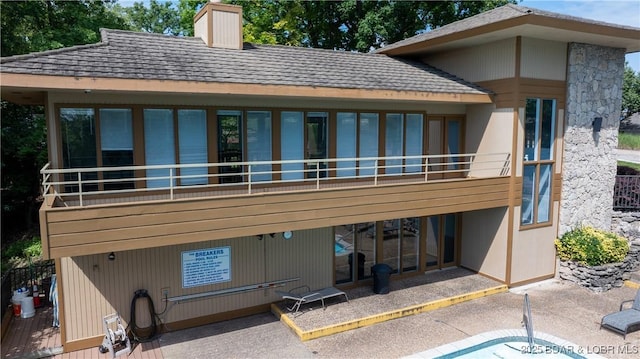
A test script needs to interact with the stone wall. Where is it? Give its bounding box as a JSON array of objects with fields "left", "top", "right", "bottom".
[
  {"left": 612, "top": 211, "right": 640, "bottom": 239},
  {"left": 560, "top": 43, "right": 626, "bottom": 235}
]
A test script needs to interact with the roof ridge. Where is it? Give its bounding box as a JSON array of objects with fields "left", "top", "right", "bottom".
[{"left": 250, "top": 42, "right": 386, "bottom": 57}]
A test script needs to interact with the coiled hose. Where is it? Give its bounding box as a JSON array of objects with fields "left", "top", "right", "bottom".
[{"left": 129, "top": 289, "right": 159, "bottom": 342}]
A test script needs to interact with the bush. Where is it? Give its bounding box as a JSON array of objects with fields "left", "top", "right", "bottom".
[{"left": 555, "top": 227, "right": 628, "bottom": 266}]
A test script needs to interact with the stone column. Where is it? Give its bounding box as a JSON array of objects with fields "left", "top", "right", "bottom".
[{"left": 560, "top": 43, "right": 625, "bottom": 235}]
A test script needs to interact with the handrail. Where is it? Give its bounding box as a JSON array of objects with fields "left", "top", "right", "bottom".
[{"left": 40, "top": 152, "right": 511, "bottom": 207}]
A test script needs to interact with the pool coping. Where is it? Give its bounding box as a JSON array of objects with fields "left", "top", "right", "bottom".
[
  {"left": 271, "top": 284, "right": 508, "bottom": 341},
  {"left": 404, "top": 329, "right": 606, "bottom": 358}
]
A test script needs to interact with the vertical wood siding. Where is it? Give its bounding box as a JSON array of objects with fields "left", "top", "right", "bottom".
[
  {"left": 422, "top": 38, "right": 516, "bottom": 83},
  {"left": 60, "top": 229, "right": 332, "bottom": 342}
]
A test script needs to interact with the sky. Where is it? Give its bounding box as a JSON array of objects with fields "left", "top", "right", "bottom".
[{"left": 520, "top": 0, "right": 640, "bottom": 72}]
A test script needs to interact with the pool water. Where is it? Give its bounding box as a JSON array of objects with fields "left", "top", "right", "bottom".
[
  {"left": 406, "top": 330, "right": 603, "bottom": 359},
  {"left": 435, "top": 337, "right": 587, "bottom": 358},
  {"left": 335, "top": 242, "right": 348, "bottom": 254}
]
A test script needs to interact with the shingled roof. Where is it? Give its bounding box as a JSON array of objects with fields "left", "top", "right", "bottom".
[
  {"left": 0, "top": 29, "right": 489, "bottom": 96},
  {"left": 378, "top": 3, "right": 640, "bottom": 55}
]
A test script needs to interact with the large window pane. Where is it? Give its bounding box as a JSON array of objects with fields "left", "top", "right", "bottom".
[
  {"left": 521, "top": 165, "right": 536, "bottom": 225},
  {"left": 537, "top": 164, "right": 552, "bottom": 223},
  {"left": 426, "top": 216, "right": 439, "bottom": 267},
  {"left": 385, "top": 113, "right": 403, "bottom": 175},
  {"left": 447, "top": 119, "right": 461, "bottom": 170},
  {"left": 443, "top": 214, "right": 456, "bottom": 264},
  {"left": 335, "top": 224, "right": 355, "bottom": 284},
  {"left": 382, "top": 219, "right": 400, "bottom": 274},
  {"left": 428, "top": 119, "right": 443, "bottom": 178},
  {"left": 402, "top": 218, "right": 420, "bottom": 272},
  {"left": 405, "top": 114, "right": 423, "bottom": 173},
  {"left": 359, "top": 113, "right": 379, "bottom": 177},
  {"left": 60, "top": 108, "right": 97, "bottom": 192},
  {"left": 247, "top": 111, "right": 272, "bottom": 182},
  {"left": 281, "top": 111, "right": 304, "bottom": 181},
  {"left": 144, "top": 109, "right": 175, "bottom": 189},
  {"left": 218, "top": 110, "right": 243, "bottom": 184},
  {"left": 336, "top": 112, "right": 357, "bottom": 177},
  {"left": 306, "top": 112, "right": 328, "bottom": 178},
  {"left": 178, "top": 109, "right": 207, "bottom": 185},
  {"left": 100, "top": 109, "right": 133, "bottom": 190},
  {"left": 524, "top": 98, "right": 539, "bottom": 162},
  {"left": 540, "top": 99, "right": 555, "bottom": 161}
]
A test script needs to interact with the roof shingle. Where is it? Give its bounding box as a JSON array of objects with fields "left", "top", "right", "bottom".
[{"left": 0, "top": 29, "right": 489, "bottom": 95}]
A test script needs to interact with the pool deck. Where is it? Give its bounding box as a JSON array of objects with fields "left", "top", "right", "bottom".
[{"left": 2, "top": 269, "right": 640, "bottom": 358}]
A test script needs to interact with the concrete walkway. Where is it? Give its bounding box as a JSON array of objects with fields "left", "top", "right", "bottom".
[
  {"left": 154, "top": 276, "right": 640, "bottom": 359},
  {"left": 616, "top": 148, "right": 640, "bottom": 164}
]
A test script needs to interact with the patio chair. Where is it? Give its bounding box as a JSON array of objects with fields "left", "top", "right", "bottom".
[
  {"left": 276, "top": 285, "right": 349, "bottom": 313},
  {"left": 600, "top": 289, "right": 640, "bottom": 339}
]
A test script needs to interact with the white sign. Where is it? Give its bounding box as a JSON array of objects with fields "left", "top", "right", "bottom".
[{"left": 181, "top": 246, "right": 231, "bottom": 288}]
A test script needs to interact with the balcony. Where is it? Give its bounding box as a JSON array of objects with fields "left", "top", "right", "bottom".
[{"left": 39, "top": 153, "right": 511, "bottom": 258}]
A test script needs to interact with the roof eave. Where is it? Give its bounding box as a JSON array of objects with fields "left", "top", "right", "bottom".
[
  {"left": 0, "top": 73, "right": 493, "bottom": 105},
  {"left": 379, "top": 14, "right": 640, "bottom": 57}
]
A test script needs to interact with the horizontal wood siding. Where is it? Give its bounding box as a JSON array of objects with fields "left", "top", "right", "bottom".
[
  {"left": 42, "top": 177, "right": 510, "bottom": 258},
  {"left": 60, "top": 228, "right": 332, "bottom": 342}
]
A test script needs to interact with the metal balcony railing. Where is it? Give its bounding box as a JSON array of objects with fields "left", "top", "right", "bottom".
[{"left": 41, "top": 152, "right": 511, "bottom": 207}]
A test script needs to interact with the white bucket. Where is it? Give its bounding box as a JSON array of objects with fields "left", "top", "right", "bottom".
[
  {"left": 20, "top": 297, "right": 35, "bottom": 319},
  {"left": 13, "top": 290, "right": 27, "bottom": 299}
]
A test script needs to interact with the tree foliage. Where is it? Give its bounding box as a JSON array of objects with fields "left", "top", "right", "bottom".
[
  {"left": 222, "top": 0, "right": 516, "bottom": 52},
  {"left": 122, "top": 0, "right": 186, "bottom": 35},
  {"left": 0, "top": 0, "right": 130, "bottom": 236},
  {"left": 622, "top": 64, "right": 640, "bottom": 120}
]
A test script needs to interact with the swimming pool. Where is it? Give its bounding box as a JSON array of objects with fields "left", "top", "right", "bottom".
[{"left": 406, "top": 330, "right": 604, "bottom": 359}]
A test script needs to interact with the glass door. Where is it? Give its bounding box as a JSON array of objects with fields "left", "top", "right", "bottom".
[
  {"left": 425, "top": 214, "right": 459, "bottom": 269},
  {"left": 217, "top": 110, "right": 243, "bottom": 183},
  {"left": 305, "top": 112, "right": 328, "bottom": 178}
]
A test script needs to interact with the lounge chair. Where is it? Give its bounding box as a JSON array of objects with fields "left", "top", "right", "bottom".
[
  {"left": 276, "top": 285, "right": 349, "bottom": 313},
  {"left": 600, "top": 289, "right": 640, "bottom": 339}
]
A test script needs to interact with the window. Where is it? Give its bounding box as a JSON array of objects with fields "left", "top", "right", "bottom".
[
  {"left": 144, "top": 109, "right": 176, "bottom": 188},
  {"left": 336, "top": 112, "right": 357, "bottom": 177},
  {"left": 178, "top": 109, "right": 208, "bottom": 185},
  {"left": 385, "top": 113, "right": 424, "bottom": 175},
  {"left": 359, "top": 113, "right": 379, "bottom": 177},
  {"left": 306, "top": 112, "right": 328, "bottom": 178},
  {"left": 522, "top": 98, "right": 556, "bottom": 226},
  {"left": 281, "top": 111, "right": 304, "bottom": 180},
  {"left": 246, "top": 111, "right": 272, "bottom": 182},
  {"left": 218, "top": 110, "right": 243, "bottom": 183},
  {"left": 60, "top": 108, "right": 98, "bottom": 192},
  {"left": 100, "top": 109, "right": 133, "bottom": 190}
]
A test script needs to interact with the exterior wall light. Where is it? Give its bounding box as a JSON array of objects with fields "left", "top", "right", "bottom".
[
  {"left": 108, "top": 252, "right": 116, "bottom": 261},
  {"left": 283, "top": 231, "right": 293, "bottom": 240},
  {"left": 592, "top": 117, "right": 602, "bottom": 133}
]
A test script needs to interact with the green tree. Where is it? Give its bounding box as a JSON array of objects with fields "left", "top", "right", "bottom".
[
  {"left": 218, "top": 0, "right": 516, "bottom": 52},
  {"left": 0, "top": 0, "right": 129, "bottom": 236},
  {"left": 124, "top": 0, "right": 186, "bottom": 35},
  {"left": 622, "top": 64, "right": 640, "bottom": 119}
]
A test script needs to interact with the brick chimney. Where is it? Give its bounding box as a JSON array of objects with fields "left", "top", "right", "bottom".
[{"left": 194, "top": 0, "right": 243, "bottom": 49}]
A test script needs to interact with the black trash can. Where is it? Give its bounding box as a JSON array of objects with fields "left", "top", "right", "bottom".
[
  {"left": 371, "top": 263, "right": 393, "bottom": 294},
  {"left": 348, "top": 252, "right": 366, "bottom": 280}
]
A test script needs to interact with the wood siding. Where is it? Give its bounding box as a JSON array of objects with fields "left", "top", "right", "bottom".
[
  {"left": 40, "top": 177, "right": 510, "bottom": 258},
  {"left": 421, "top": 38, "right": 516, "bottom": 83},
  {"left": 59, "top": 227, "right": 332, "bottom": 342}
]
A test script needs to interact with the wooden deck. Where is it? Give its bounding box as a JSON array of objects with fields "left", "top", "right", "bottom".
[{"left": 1, "top": 304, "right": 163, "bottom": 359}]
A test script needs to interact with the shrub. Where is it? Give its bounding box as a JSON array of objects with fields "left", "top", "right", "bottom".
[{"left": 555, "top": 227, "right": 628, "bottom": 266}]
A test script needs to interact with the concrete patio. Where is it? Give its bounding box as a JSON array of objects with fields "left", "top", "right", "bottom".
[{"left": 2, "top": 268, "right": 639, "bottom": 358}]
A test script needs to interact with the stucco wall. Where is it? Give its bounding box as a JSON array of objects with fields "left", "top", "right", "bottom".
[
  {"left": 560, "top": 43, "right": 625, "bottom": 235},
  {"left": 460, "top": 207, "right": 509, "bottom": 281}
]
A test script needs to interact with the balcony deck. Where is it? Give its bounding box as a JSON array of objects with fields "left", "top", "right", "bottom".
[{"left": 39, "top": 153, "right": 512, "bottom": 258}]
